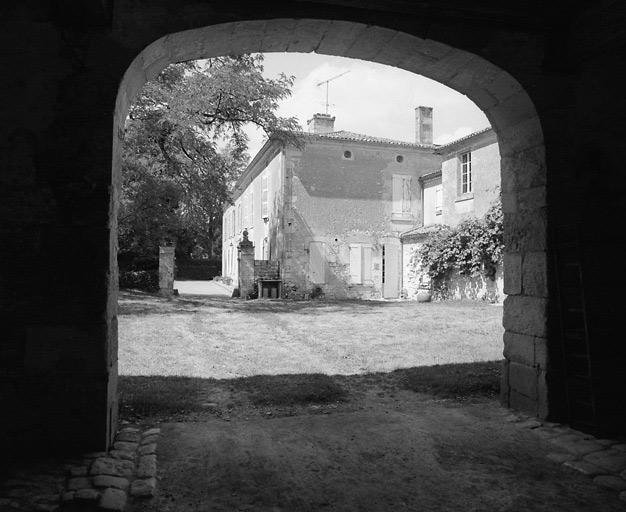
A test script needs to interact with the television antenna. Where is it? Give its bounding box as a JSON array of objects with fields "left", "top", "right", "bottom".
[{"left": 317, "top": 70, "right": 351, "bottom": 114}]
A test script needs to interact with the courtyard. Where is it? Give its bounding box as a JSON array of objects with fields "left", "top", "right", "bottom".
[{"left": 116, "top": 288, "right": 625, "bottom": 512}]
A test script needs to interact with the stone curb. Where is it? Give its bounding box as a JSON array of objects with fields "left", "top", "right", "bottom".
[
  {"left": 509, "top": 413, "right": 626, "bottom": 505},
  {"left": 0, "top": 425, "right": 160, "bottom": 511}
]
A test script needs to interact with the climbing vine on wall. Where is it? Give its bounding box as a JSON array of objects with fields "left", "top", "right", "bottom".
[{"left": 415, "top": 200, "right": 503, "bottom": 293}]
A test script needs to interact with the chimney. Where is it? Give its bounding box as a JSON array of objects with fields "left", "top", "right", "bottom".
[
  {"left": 415, "top": 106, "right": 433, "bottom": 145},
  {"left": 307, "top": 113, "right": 336, "bottom": 134}
]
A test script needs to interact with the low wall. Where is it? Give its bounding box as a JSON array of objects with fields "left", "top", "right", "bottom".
[
  {"left": 438, "top": 266, "right": 504, "bottom": 303},
  {"left": 403, "top": 241, "right": 504, "bottom": 302}
]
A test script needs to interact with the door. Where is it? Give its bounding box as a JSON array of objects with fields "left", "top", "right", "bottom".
[{"left": 383, "top": 244, "right": 399, "bottom": 298}]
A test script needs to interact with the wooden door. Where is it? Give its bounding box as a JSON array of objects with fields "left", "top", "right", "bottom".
[{"left": 383, "top": 244, "right": 399, "bottom": 298}]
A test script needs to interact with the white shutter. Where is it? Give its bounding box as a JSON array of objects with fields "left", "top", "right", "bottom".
[
  {"left": 362, "top": 245, "right": 372, "bottom": 282},
  {"left": 392, "top": 175, "right": 402, "bottom": 213},
  {"left": 402, "top": 176, "right": 411, "bottom": 213},
  {"left": 261, "top": 174, "right": 269, "bottom": 218},
  {"left": 349, "top": 244, "right": 362, "bottom": 284}
]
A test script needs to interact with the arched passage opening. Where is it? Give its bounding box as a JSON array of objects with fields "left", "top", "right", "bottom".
[{"left": 110, "top": 19, "right": 547, "bottom": 448}]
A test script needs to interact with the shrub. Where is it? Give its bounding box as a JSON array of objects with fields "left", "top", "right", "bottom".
[
  {"left": 119, "top": 270, "right": 159, "bottom": 292},
  {"left": 416, "top": 200, "right": 503, "bottom": 296},
  {"left": 175, "top": 258, "right": 221, "bottom": 280}
]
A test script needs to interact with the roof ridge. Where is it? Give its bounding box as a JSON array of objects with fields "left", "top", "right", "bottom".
[
  {"left": 316, "top": 130, "right": 438, "bottom": 148},
  {"left": 435, "top": 126, "right": 492, "bottom": 150}
]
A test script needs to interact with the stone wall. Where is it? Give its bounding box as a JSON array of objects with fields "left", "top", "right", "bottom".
[{"left": 2, "top": 1, "right": 626, "bottom": 454}]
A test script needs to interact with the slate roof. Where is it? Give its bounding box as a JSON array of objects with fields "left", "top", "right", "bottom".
[{"left": 317, "top": 130, "right": 438, "bottom": 149}]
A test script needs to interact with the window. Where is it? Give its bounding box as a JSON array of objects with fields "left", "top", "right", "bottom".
[
  {"left": 261, "top": 174, "right": 269, "bottom": 219},
  {"left": 435, "top": 187, "right": 442, "bottom": 215},
  {"left": 237, "top": 202, "right": 242, "bottom": 232},
  {"left": 392, "top": 174, "right": 412, "bottom": 215},
  {"left": 231, "top": 209, "right": 235, "bottom": 237},
  {"left": 343, "top": 150, "right": 353, "bottom": 160},
  {"left": 249, "top": 190, "right": 254, "bottom": 227},
  {"left": 461, "top": 151, "right": 472, "bottom": 194},
  {"left": 244, "top": 194, "right": 249, "bottom": 228},
  {"left": 396, "top": 155, "right": 404, "bottom": 163},
  {"left": 349, "top": 244, "right": 372, "bottom": 284}
]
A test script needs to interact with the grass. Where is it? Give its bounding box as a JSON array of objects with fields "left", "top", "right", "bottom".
[
  {"left": 394, "top": 361, "right": 502, "bottom": 398},
  {"left": 233, "top": 373, "right": 348, "bottom": 406},
  {"left": 119, "top": 361, "right": 502, "bottom": 423},
  {"left": 118, "top": 290, "right": 504, "bottom": 379},
  {"left": 117, "top": 290, "right": 504, "bottom": 422}
]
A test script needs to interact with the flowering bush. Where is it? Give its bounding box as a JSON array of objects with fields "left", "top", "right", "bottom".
[{"left": 416, "top": 201, "right": 503, "bottom": 295}]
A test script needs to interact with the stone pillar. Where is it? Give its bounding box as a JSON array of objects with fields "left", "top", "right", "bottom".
[
  {"left": 238, "top": 231, "right": 255, "bottom": 298},
  {"left": 159, "top": 246, "right": 176, "bottom": 297}
]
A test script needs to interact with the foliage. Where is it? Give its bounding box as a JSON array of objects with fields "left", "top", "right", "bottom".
[
  {"left": 119, "top": 54, "right": 301, "bottom": 266},
  {"left": 118, "top": 270, "right": 159, "bottom": 292},
  {"left": 414, "top": 201, "right": 503, "bottom": 294},
  {"left": 176, "top": 259, "right": 222, "bottom": 280}
]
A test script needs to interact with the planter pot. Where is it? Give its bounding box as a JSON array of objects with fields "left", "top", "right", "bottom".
[{"left": 416, "top": 291, "right": 432, "bottom": 303}]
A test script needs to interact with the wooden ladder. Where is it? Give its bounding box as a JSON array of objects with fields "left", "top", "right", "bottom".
[{"left": 553, "top": 224, "right": 597, "bottom": 432}]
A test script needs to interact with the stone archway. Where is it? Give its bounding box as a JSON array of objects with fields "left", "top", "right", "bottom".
[
  {"left": 112, "top": 19, "right": 548, "bottom": 443},
  {"left": 19, "top": 1, "right": 626, "bottom": 458}
]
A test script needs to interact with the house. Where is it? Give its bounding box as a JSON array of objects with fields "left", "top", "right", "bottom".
[
  {"left": 400, "top": 127, "right": 502, "bottom": 301},
  {"left": 223, "top": 108, "right": 442, "bottom": 299},
  {"left": 223, "top": 109, "right": 501, "bottom": 300}
]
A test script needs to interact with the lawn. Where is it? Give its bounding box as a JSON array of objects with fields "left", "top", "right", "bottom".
[{"left": 118, "top": 291, "right": 504, "bottom": 379}]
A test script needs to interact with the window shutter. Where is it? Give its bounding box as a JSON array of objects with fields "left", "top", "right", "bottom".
[
  {"left": 261, "top": 174, "right": 269, "bottom": 218},
  {"left": 402, "top": 176, "right": 411, "bottom": 213},
  {"left": 349, "top": 244, "right": 362, "bottom": 284},
  {"left": 362, "top": 245, "right": 372, "bottom": 282},
  {"left": 392, "top": 175, "right": 403, "bottom": 213}
]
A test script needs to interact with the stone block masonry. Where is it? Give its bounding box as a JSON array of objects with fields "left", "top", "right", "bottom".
[
  {"left": 0, "top": 426, "right": 161, "bottom": 511},
  {"left": 509, "top": 412, "right": 626, "bottom": 505}
]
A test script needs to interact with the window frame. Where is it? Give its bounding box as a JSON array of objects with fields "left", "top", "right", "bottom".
[
  {"left": 460, "top": 151, "right": 473, "bottom": 195},
  {"left": 261, "top": 174, "right": 269, "bottom": 219}
]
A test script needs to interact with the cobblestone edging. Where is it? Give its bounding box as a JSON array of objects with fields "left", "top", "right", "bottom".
[
  {"left": 507, "top": 413, "right": 626, "bottom": 505},
  {"left": 0, "top": 426, "right": 159, "bottom": 511}
]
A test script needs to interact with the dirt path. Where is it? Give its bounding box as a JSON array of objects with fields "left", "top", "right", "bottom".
[{"left": 133, "top": 396, "right": 623, "bottom": 512}]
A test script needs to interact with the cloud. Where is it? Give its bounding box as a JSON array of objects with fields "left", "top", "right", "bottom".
[
  {"left": 434, "top": 126, "right": 480, "bottom": 145},
  {"left": 244, "top": 53, "right": 491, "bottom": 155}
]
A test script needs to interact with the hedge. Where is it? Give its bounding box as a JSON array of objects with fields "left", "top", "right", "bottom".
[
  {"left": 119, "top": 270, "right": 159, "bottom": 292},
  {"left": 175, "top": 259, "right": 221, "bottom": 281}
]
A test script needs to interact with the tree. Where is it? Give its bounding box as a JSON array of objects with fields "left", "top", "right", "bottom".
[{"left": 119, "top": 54, "right": 300, "bottom": 266}]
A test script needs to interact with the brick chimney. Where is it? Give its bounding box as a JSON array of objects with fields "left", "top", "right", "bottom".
[
  {"left": 415, "top": 106, "right": 433, "bottom": 144},
  {"left": 307, "top": 113, "right": 336, "bottom": 134}
]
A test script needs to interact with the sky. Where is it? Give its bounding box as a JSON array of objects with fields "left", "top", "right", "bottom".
[{"left": 244, "top": 52, "right": 491, "bottom": 157}]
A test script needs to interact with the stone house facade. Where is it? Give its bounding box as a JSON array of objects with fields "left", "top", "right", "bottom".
[
  {"left": 401, "top": 128, "right": 503, "bottom": 301},
  {"left": 223, "top": 108, "right": 442, "bottom": 299}
]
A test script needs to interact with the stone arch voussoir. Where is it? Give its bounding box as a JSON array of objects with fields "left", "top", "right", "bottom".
[{"left": 114, "top": 18, "right": 548, "bottom": 420}]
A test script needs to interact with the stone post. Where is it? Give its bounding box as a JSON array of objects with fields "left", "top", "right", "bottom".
[
  {"left": 159, "top": 246, "right": 176, "bottom": 297},
  {"left": 238, "top": 231, "right": 255, "bottom": 298}
]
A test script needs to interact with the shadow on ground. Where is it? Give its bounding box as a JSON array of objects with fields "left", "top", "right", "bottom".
[
  {"left": 118, "top": 361, "right": 501, "bottom": 425},
  {"left": 118, "top": 289, "right": 498, "bottom": 317},
  {"left": 125, "top": 365, "right": 624, "bottom": 512}
]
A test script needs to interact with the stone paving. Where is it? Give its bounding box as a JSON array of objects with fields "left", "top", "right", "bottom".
[
  {"left": 505, "top": 413, "right": 626, "bottom": 505},
  {"left": 0, "top": 426, "right": 159, "bottom": 511},
  {"left": 2, "top": 415, "right": 626, "bottom": 510}
]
